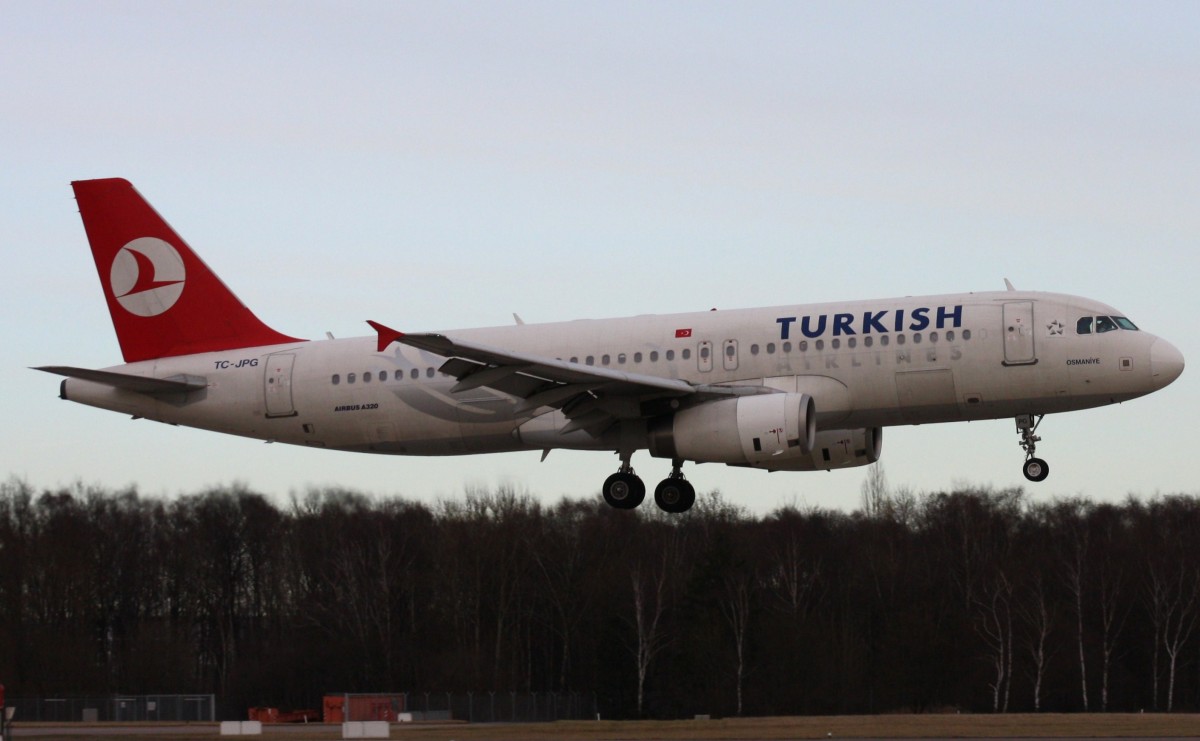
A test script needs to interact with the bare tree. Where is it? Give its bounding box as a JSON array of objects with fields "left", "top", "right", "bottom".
[
  {"left": 1146, "top": 563, "right": 1200, "bottom": 712},
  {"left": 1016, "top": 572, "right": 1056, "bottom": 712},
  {"left": 1090, "top": 505, "right": 1131, "bottom": 712},
  {"left": 627, "top": 522, "right": 684, "bottom": 717},
  {"left": 974, "top": 568, "right": 1015, "bottom": 712},
  {"left": 860, "top": 463, "right": 889, "bottom": 519}
]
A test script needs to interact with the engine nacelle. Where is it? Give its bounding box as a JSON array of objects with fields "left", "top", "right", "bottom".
[
  {"left": 743, "top": 427, "right": 882, "bottom": 472},
  {"left": 647, "top": 393, "right": 815, "bottom": 465}
]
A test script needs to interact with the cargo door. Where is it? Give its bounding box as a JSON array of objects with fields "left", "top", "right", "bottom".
[{"left": 895, "top": 369, "right": 960, "bottom": 424}]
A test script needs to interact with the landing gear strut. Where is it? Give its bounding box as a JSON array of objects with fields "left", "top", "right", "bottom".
[
  {"left": 602, "top": 451, "right": 645, "bottom": 509},
  {"left": 654, "top": 459, "right": 696, "bottom": 514},
  {"left": 1016, "top": 414, "right": 1049, "bottom": 482}
]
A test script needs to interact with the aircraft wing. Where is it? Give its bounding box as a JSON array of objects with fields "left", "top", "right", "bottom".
[{"left": 368, "top": 321, "right": 768, "bottom": 433}]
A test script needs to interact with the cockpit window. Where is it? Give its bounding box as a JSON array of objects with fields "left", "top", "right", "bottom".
[{"left": 1078, "top": 315, "right": 1139, "bottom": 335}]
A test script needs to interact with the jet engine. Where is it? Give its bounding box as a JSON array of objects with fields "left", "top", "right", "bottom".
[
  {"left": 647, "top": 393, "right": 815, "bottom": 466},
  {"left": 741, "top": 427, "right": 882, "bottom": 472}
]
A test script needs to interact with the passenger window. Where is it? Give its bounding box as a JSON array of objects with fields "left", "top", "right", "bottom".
[
  {"left": 586, "top": 356, "right": 595, "bottom": 366},
  {"left": 945, "top": 331, "right": 954, "bottom": 342},
  {"left": 815, "top": 340, "right": 824, "bottom": 351},
  {"left": 410, "top": 368, "right": 419, "bottom": 380},
  {"left": 913, "top": 333, "right": 922, "bottom": 344},
  {"left": 881, "top": 335, "right": 890, "bottom": 347},
  {"left": 1077, "top": 317, "right": 1093, "bottom": 335},
  {"left": 963, "top": 329, "right": 972, "bottom": 340},
  {"left": 864, "top": 336, "right": 873, "bottom": 348},
  {"left": 699, "top": 346, "right": 709, "bottom": 359},
  {"left": 364, "top": 371, "right": 372, "bottom": 383},
  {"left": 848, "top": 337, "right": 856, "bottom": 349},
  {"left": 897, "top": 334, "right": 906, "bottom": 346},
  {"left": 783, "top": 342, "right": 792, "bottom": 353},
  {"left": 831, "top": 339, "right": 840, "bottom": 349},
  {"left": 602, "top": 354, "right": 611, "bottom": 365},
  {"left": 332, "top": 374, "right": 340, "bottom": 385},
  {"left": 426, "top": 367, "right": 435, "bottom": 378},
  {"left": 348, "top": 373, "right": 356, "bottom": 384},
  {"left": 618, "top": 353, "right": 626, "bottom": 364},
  {"left": 569, "top": 356, "right": 578, "bottom": 364},
  {"left": 634, "top": 352, "right": 643, "bottom": 363},
  {"left": 666, "top": 350, "right": 675, "bottom": 361},
  {"left": 766, "top": 343, "right": 776, "bottom": 354},
  {"left": 650, "top": 351, "right": 659, "bottom": 362},
  {"left": 1096, "top": 316, "right": 1117, "bottom": 333},
  {"left": 682, "top": 349, "right": 691, "bottom": 360},
  {"left": 750, "top": 344, "right": 760, "bottom": 355}
]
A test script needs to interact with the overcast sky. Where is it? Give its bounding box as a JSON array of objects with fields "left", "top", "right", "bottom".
[{"left": 3, "top": 1, "right": 1196, "bottom": 513}]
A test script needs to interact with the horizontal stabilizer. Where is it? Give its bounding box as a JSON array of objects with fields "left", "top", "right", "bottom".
[{"left": 34, "top": 366, "right": 208, "bottom": 395}]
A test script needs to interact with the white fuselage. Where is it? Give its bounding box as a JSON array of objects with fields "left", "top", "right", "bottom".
[{"left": 60, "top": 290, "right": 1178, "bottom": 461}]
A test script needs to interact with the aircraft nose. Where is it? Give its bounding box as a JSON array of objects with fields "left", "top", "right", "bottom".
[{"left": 1150, "top": 337, "right": 1185, "bottom": 389}]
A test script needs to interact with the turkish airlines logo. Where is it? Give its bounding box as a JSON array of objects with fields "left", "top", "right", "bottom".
[{"left": 110, "top": 237, "right": 186, "bottom": 317}]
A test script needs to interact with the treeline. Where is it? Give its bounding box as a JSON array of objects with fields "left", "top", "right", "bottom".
[{"left": 1, "top": 476, "right": 1200, "bottom": 718}]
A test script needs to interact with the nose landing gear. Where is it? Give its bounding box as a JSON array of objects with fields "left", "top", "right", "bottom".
[{"left": 1016, "top": 414, "right": 1049, "bottom": 482}]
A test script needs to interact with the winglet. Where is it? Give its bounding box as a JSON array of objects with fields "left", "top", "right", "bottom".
[
  {"left": 1004, "top": 278, "right": 1016, "bottom": 291},
  {"left": 367, "top": 320, "right": 404, "bottom": 352}
]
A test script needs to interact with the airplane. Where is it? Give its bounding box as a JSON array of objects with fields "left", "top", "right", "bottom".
[{"left": 38, "top": 178, "right": 1185, "bottom": 513}]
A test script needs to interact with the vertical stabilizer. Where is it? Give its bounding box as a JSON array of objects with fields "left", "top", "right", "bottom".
[{"left": 72, "top": 178, "right": 303, "bottom": 362}]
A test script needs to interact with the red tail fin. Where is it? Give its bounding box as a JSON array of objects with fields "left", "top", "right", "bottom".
[{"left": 72, "top": 178, "right": 303, "bottom": 362}]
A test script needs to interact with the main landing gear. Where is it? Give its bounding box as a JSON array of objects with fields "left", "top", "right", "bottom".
[
  {"left": 602, "top": 455, "right": 696, "bottom": 513},
  {"left": 1016, "top": 413, "right": 1049, "bottom": 483}
]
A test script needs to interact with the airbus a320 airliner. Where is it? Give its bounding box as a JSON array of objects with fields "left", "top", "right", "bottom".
[{"left": 39, "top": 179, "right": 1184, "bottom": 513}]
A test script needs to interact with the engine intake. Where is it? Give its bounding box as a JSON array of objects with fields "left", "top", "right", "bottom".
[{"left": 648, "top": 393, "right": 816, "bottom": 465}]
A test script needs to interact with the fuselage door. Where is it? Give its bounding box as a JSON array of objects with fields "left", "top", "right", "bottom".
[
  {"left": 264, "top": 352, "right": 297, "bottom": 417},
  {"left": 1002, "top": 301, "right": 1037, "bottom": 366}
]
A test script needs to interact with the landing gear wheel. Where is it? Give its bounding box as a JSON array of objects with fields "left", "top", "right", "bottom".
[
  {"left": 603, "top": 472, "right": 645, "bottom": 509},
  {"left": 654, "top": 477, "right": 696, "bottom": 513},
  {"left": 1023, "top": 457, "right": 1049, "bottom": 483}
]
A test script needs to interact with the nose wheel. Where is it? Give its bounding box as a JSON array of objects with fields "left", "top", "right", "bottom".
[{"left": 1016, "top": 414, "right": 1049, "bottom": 482}]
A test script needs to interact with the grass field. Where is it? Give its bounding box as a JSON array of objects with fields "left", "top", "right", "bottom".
[{"left": 12, "top": 714, "right": 1200, "bottom": 740}]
